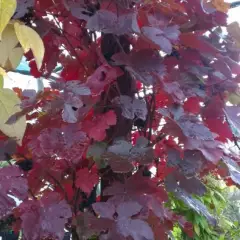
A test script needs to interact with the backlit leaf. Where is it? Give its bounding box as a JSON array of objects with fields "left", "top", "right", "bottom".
[
  {"left": 0, "top": 24, "right": 23, "bottom": 70},
  {"left": 0, "top": 0, "right": 16, "bottom": 40},
  {"left": 0, "top": 88, "right": 26, "bottom": 144},
  {"left": 14, "top": 21, "right": 45, "bottom": 70}
]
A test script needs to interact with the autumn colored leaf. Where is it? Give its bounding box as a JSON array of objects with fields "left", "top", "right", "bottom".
[
  {"left": 0, "top": 0, "right": 239, "bottom": 238},
  {"left": 18, "top": 192, "right": 71, "bottom": 240},
  {"left": 76, "top": 168, "right": 99, "bottom": 194},
  {"left": 14, "top": 21, "right": 45, "bottom": 69},
  {"left": 0, "top": 24, "right": 23, "bottom": 70},
  {"left": 211, "top": 0, "right": 230, "bottom": 13},
  {"left": 0, "top": 88, "right": 26, "bottom": 144},
  {"left": 0, "top": 0, "right": 17, "bottom": 39}
]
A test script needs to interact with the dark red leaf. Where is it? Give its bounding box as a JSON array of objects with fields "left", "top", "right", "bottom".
[{"left": 76, "top": 168, "right": 99, "bottom": 194}]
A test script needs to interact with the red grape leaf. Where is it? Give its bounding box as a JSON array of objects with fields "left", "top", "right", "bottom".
[
  {"left": 84, "top": 111, "right": 117, "bottom": 141},
  {"left": 86, "top": 64, "right": 123, "bottom": 95},
  {"left": 76, "top": 168, "right": 99, "bottom": 194}
]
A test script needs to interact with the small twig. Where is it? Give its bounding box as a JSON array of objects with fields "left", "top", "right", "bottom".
[
  {"left": 28, "top": 189, "right": 37, "bottom": 200},
  {"left": 148, "top": 133, "right": 167, "bottom": 147},
  {"left": 148, "top": 94, "right": 156, "bottom": 141},
  {"left": 46, "top": 171, "right": 69, "bottom": 203}
]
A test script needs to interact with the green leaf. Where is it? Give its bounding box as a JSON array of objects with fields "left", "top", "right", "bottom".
[
  {"left": 0, "top": 75, "right": 3, "bottom": 89},
  {"left": 0, "top": 0, "right": 16, "bottom": 40},
  {"left": 194, "top": 224, "right": 201, "bottom": 236},
  {"left": 0, "top": 88, "right": 26, "bottom": 144},
  {"left": 87, "top": 142, "right": 107, "bottom": 168},
  {"left": 87, "top": 142, "right": 107, "bottom": 159}
]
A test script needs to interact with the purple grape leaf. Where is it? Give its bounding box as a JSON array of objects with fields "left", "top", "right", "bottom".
[
  {"left": 165, "top": 173, "right": 206, "bottom": 196},
  {"left": 112, "top": 49, "right": 166, "bottom": 86},
  {"left": 61, "top": 124, "right": 87, "bottom": 147},
  {"left": 62, "top": 92, "right": 83, "bottom": 123},
  {"left": 93, "top": 202, "right": 115, "bottom": 219},
  {"left": 0, "top": 166, "right": 28, "bottom": 218},
  {"left": 107, "top": 139, "right": 132, "bottom": 156},
  {"left": 86, "top": 10, "right": 140, "bottom": 35},
  {"left": 133, "top": 98, "right": 148, "bottom": 120},
  {"left": 70, "top": 4, "right": 91, "bottom": 21},
  {"left": 210, "top": 59, "right": 232, "bottom": 78},
  {"left": 142, "top": 25, "right": 180, "bottom": 54},
  {"left": 163, "top": 25, "right": 180, "bottom": 41},
  {"left": 19, "top": 192, "right": 71, "bottom": 240},
  {"left": 222, "top": 156, "right": 240, "bottom": 185},
  {"left": 0, "top": 139, "right": 17, "bottom": 160},
  {"left": 117, "top": 218, "right": 154, "bottom": 240},
  {"left": 167, "top": 149, "right": 204, "bottom": 176},
  {"left": 114, "top": 96, "right": 147, "bottom": 120},
  {"left": 113, "top": 95, "right": 135, "bottom": 120},
  {"left": 162, "top": 82, "right": 185, "bottom": 103},
  {"left": 108, "top": 155, "right": 134, "bottom": 173},
  {"left": 13, "top": 0, "right": 34, "bottom": 19},
  {"left": 178, "top": 115, "right": 214, "bottom": 140},
  {"left": 224, "top": 106, "right": 240, "bottom": 137},
  {"left": 65, "top": 81, "right": 91, "bottom": 96},
  {"left": 180, "top": 150, "right": 204, "bottom": 177},
  {"left": 142, "top": 27, "right": 172, "bottom": 54},
  {"left": 116, "top": 201, "right": 142, "bottom": 218},
  {"left": 179, "top": 176, "right": 206, "bottom": 196},
  {"left": 147, "top": 197, "right": 165, "bottom": 220},
  {"left": 184, "top": 138, "right": 223, "bottom": 164},
  {"left": 167, "top": 148, "right": 181, "bottom": 167}
]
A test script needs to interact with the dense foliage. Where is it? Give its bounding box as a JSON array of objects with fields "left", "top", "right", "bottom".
[{"left": 1, "top": 0, "right": 240, "bottom": 239}]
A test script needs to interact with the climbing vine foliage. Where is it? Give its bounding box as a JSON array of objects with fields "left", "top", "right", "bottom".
[{"left": 0, "top": 0, "right": 240, "bottom": 239}]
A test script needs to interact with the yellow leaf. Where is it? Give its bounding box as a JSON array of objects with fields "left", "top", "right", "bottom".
[
  {"left": 226, "top": 92, "right": 240, "bottom": 105},
  {"left": 0, "top": 24, "right": 23, "bottom": 70},
  {"left": 0, "top": 88, "right": 26, "bottom": 145},
  {"left": 0, "top": 67, "right": 6, "bottom": 76},
  {"left": 194, "top": 224, "right": 200, "bottom": 236},
  {"left": 211, "top": 0, "right": 230, "bottom": 13},
  {"left": 14, "top": 22, "right": 45, "bottom": 70},
  {"left": 227, "top": 22, "right": 240, "bottom": 49},
  {"left": 0, "top": 0, "right": 17, "bottom": 40},
  {"left": 0, "top": 76, "right": 3, "bottom": 89}
]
